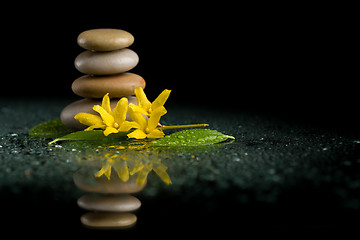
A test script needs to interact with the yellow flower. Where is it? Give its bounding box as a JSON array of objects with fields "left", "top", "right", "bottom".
[
  {"left": 131, "top": 87, "right": 171, "bottom": 117},
  {"left": 119, "top": 103, "right": 166, "bottom": 139},
  {"left": 74, "top": 93, "right": 128, "bottom": 136}
]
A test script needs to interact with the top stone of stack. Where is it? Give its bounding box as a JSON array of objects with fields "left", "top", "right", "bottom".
[{"left": 77, "top": 29, "right": 134, "bottom": 51}]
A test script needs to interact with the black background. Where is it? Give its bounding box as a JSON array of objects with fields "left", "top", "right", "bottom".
[
  {"left": 1, "top": 3, "right": 358, "bottom": 132},
  {"left": 1, "top": 3, "right": 359, "bottom": 236}
]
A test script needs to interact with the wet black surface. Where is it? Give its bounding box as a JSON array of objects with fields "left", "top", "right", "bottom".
[
  {"left": 0, "top": 2, "right": 358, "bottom": 237},
  {"left": 1, "top": 98, "right": 360, "bottom": 236}
]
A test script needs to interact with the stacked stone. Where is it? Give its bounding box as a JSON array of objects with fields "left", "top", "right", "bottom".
[{"left": 61, "top": 29, "right": 146, "bottom": 129}]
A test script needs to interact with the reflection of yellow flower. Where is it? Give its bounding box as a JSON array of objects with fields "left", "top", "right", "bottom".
[
  {"left": 119, "top": 104, "right": 166, "bottom": 139},
  {"left": 130, "top": 160, "right": 172, "bottom": 185},
  {"left": 94, "top": 154, "right": 129, "bottom": 182},
  {"left": 131, "top": 87, "right": 171, "bottom": 117},
  {"left": 74, "top": 93, "right": 128, "bottom": 136},
  {"left": 94, "top": 152, "right": 172, "bottom": 185}
]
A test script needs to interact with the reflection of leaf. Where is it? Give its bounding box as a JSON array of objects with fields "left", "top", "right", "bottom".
[
  {"left": 29, "top": 119, "right": 75, "bottom": 138},
  {"left": 48, "top": 130, "right": 129, "bottom": 145},
  {"left": 150, "top": 129, "right": 235, "bottom": 147}
]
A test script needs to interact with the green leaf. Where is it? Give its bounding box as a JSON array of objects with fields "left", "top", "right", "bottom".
[
  {"left": 29, "top": 119, "right": 75, "bottom": 138},
  {"left": 150, "top": 129, "right": 235, "bottom": 147},
  {"left": 48, "top": 130, "right": 129, "bottom": 145}
]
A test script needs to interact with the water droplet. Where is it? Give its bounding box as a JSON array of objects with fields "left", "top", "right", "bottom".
[{"left": 343, "top": 161, "right": 352, "bottom": 166}]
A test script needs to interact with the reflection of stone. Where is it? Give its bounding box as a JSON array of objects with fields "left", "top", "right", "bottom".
[
  {"left": 73, "top": 145, "right": 172, "bottom": 229},
  {"left": 73, "top": 169, "right": 146, "bottom": 194},
  {"left": 78, "top": 194, "right": 141, "bottom": 212},
  {"left": 74, "top": 169, "right": 143, "bottom": 229},
  {"left": 80, "top": 212, "right": 137, "bottom": 229}
]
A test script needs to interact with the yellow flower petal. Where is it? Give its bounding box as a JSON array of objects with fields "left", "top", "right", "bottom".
[
  {"left": 74, "top": 112, "right": 104, "bottom": 127},
  {"left": 112, "top": 97, "right": 128, "bottom": 125},
  {"left": 127, "top": 129, "right": 147, "bottom": 139},
  {"left": 146, "top": 129, "right": 165, "bottom": 139},
  {"left": 104, "top": 127, "right": 119, "bottom": 136},
  {"left": 84, "top": 125, "right": 106, "bottom": 131},
  {"left": 93, "top": 105, "right": 115, "bottom": 127},
  {"left": 134, "top": 87, "right": 151, "bottom": 112},
  {"left": 128, "top": 104, "right": 147, "bottom": 130},
  {"left": 151, "top": 89, "right": 171, "bottom": 110},
  {"left": 119, "top": 121, "right": 141, "bottom": 131},
  {"left": 147, "top": 106, "right": 167, "bottom": 131},
  {"left": 102, "top": 93, "right": 112, "bottom": 114},
  {"left": 129, "top": 103, "right": 149, "bottom": 116}
]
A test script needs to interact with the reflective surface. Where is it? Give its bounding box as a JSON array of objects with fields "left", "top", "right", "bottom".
[
  {"left": 1, "top": 99, "right": 360, "bottom": 236},
  {"left": 72, "top": 141, "right": 173, "bottom": 229}
]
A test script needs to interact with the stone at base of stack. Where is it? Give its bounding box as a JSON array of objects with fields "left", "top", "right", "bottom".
[{"left": 60, "top": 28, "right": 145, "bottom": 130}]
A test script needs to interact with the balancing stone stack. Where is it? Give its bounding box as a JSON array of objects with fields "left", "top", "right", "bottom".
[{"left": 61, "top": 29, "right": 146, "bottom": 130}]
